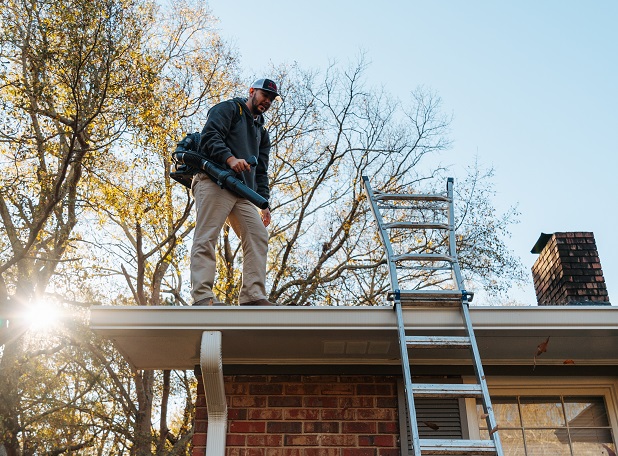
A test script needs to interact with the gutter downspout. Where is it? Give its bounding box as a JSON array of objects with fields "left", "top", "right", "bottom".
[{"left": 200, "top": 331, "right": 227, "bottom": 456}]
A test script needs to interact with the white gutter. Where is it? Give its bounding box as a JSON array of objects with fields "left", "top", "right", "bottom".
[
  {"left": 90, "top": 305, "right": 618, "bottom": 369},
  {"left": 200, "top": 331, "right": 227, "bottom": 456},
  {"left": 90, "top": 305, "right": 618, "bottom": 331}
]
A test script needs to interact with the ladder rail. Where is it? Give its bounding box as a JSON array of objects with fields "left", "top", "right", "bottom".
[
  {"left": 362, "top": 176, "right": 401, "bottom": 294},
  {"left": 446, "top": 178, "right": 465, "bottom": 290},
  {"left": 365, "top": 175, "right": 422, "bottom": 454},
  {"left": 461, "top": 299, "right": 503, "bottom": 455},
  {"left": 447, "top": 177, "right": 503, "bottom": 453},
  {"left": 395, "top": 299, "right": 422, "bottom": 456}
]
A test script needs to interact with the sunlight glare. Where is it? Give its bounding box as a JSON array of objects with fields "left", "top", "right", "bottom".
[{"left": 25, "top": 300, "right": 61, "bottom": 331}]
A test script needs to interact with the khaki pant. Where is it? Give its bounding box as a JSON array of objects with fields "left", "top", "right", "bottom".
[{"left": 190, "top": 173, "right": 269, "bottom": 304}]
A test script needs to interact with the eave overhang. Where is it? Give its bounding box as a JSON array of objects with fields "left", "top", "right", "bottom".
[{"left": 89, "top": 305, "right": 618, "bottom": 370}]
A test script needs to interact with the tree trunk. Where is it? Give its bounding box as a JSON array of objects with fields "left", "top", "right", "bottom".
[
  {"left": 132, "top": 369, "right": 154, "bottom": 456},
  {"left": 0, "top": 334, "right": 24, "bottom": 456}
]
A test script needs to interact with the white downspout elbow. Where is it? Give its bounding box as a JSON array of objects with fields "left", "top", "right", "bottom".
[{"left": 200, "top": 331, "right": 227, "bottom": 456}]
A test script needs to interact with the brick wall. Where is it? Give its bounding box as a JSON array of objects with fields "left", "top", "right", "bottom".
[
  {"left": 531, "top": 232, "right": 609, "bottom": 305},
  {"left": 193, "top": 370, "right": 401, "bottom": 456}
]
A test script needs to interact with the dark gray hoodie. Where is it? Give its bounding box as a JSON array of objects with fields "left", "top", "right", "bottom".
[{"left": 199, "top": 97, "right": 270, "bottom": 201}]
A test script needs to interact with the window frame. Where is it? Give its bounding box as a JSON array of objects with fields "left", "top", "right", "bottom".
[{"left": 464, "top": 376, "right": 618, "bottom": 454}]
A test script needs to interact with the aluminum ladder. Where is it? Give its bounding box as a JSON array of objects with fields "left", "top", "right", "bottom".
[{"left": 362, "top": 176, "right": 503, "bottom": 456}]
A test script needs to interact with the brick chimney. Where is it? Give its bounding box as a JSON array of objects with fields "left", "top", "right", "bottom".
[{"left": 531, "top": 232, "right": 610, "bottom": 306}]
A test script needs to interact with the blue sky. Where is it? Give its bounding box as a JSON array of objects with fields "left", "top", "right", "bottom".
[{"left": 206, "top": 0, "right": 617, "bottom": 305}]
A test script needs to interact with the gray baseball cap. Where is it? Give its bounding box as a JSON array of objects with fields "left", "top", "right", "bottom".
[{"left": 250, "top": 78, "right": 281, "bottom": 98}]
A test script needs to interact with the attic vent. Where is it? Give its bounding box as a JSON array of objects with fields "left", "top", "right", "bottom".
[{"left": 322, "top": 340, "right": 391, "bottom": 355}]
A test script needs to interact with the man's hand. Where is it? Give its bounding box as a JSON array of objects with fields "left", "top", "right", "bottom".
[
  {"left": 260, "top": 208, "right": 271, "bottom": 227},
  {"left": 226, "top": 156, "right": 251, "bottom": 173}
]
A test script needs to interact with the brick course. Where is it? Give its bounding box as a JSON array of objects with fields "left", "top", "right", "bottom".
[{"left": 192, "top": 371, "right": 401, "bottom": 455}]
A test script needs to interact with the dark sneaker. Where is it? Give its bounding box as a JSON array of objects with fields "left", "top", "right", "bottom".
[{"left": 241, "top": 299, "right": 275, "bottom": 306}]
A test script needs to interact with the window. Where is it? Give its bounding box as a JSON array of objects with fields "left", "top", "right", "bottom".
[{"left": 477, "top": 396, "right": 616, "bottom": 456}]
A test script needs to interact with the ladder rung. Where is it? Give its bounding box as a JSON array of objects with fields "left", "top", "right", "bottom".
[
  {"left": 390, "top": 290, "right": 469, "bottom": 307},
  {"left": 392, "top": 254, "right": 454, "bottom": 262},
  {"left": 396, "top": 266, "right": 451, "bottom": 271},
  {"left": 398, "top": 290, "right": 464, "bottom": 297},
  {"left": 387, "top": 290, "right": 462, "bottom": 307},
  {"left": 411, "top": 383, "right": 483, "bottom": 398},
  {"left": 420, "top": 439, "right": 497, "bottom": 455},
  {"left": 406, "top": 336, "right": 471, "bottom": 349},
  {"left": 378, "top": 203, "right": 447, "bottom": 211},
  {"left": 375, "top": 193, "right": 450, "bottom": 202},
  {"left": 394, "top": 290, "right": 464, "bottom": 300},
  {"left": 383, "top": 222, "right": 449, "bottom": 230}
]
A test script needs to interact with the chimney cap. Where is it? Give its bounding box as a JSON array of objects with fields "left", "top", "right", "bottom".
[{"left": 531, "top": 232, "right": 553, "bottom": 254}]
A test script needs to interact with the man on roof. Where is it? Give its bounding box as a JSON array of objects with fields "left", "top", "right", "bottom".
[{"left": 191, "top": 79, "right": 281, "bottom": 306}]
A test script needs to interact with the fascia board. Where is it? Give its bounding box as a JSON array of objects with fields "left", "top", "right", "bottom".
[{"left": 89, "top": 305, "right": 618, "bottom": 370}]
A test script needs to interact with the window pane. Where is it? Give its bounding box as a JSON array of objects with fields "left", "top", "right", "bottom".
[
  {"left": 494, "top": 397, "right": 521, "bottom": 428},
  {"left": 524, "top": 429, "right": 571, "bottom": 456},
  {"left": 520, "top": 397, "right": 565, "bottom": 427},
  {"left": 498, "top": 429, "right": 526, "bottom": 456},
  {"left": 572, "top": 441, "right": 617, "bottom": 456},
  {"left": 477, "top": 397, "right": 520, "bottom": 429},
  {"left": 479, "top": 429, "right": 528, "bottom": 456},
  {"left": 570, "top": 429, "right": 615, "bottom": 455},
  {"left": 564, "top": 397, "right": 609, "bottom": 427}
]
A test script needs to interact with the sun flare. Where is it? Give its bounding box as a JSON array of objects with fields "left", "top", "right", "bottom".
[{"left": 24, "top": 300, "right": 61, "bottom": 331}]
